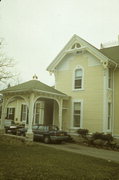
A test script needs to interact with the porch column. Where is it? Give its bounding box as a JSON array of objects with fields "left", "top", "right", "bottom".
[
  {"left": 59, "top": 99, "right": 63, "bottom": 130},
  {"left": 26, "top": 93, "right": 34, "bottom": 141},
  {"left": 0, "top": 98, "right": 7, "bottom": 134},
  {"left": 103, "top": 68, "right": 108, "bottom": 133}
]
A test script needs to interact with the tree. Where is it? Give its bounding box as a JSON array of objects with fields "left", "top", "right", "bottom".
[{"left": 0, "top": 38, "right": 17, "bottom": 87}]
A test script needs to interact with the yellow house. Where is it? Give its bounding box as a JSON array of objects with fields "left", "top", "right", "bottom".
[
  {"left": 0, "top": 34, "right": 119, "bottom": 139},
  {"left": 47, "top": 35, "right": 119, "bottom": 136}
]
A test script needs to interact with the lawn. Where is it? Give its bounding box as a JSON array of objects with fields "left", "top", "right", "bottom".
[{"left": 0, "top": 135, "right": 119, "bottom": 180}]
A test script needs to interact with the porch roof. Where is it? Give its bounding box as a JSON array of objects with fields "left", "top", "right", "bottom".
[{"left": 0, "top": 80, "right": 67, "bottom": 97}]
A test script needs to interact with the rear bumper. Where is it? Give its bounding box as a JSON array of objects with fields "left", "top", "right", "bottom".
[{"left": 6, "top": 129, "right": 17, "bottom": 135}]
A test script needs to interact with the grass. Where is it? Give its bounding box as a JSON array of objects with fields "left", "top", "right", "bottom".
[{"left": 0, "top": 135, "right": 119, "bottom": 180}]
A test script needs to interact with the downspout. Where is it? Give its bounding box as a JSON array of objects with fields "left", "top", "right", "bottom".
[{"left": 112, "top": 63, "right": 118, "bottom": 136}]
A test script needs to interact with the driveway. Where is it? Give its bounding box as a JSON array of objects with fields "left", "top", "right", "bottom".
[{"left": 39, "top": 142, "right": 119, "bottom": 163}]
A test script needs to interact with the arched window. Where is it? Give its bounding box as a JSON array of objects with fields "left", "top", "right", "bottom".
[
  {"left": 71, "top": 43, "right": 81, "bottom": 49},
  {"left": 74, "top": 68, "right": 83, "bottom": 89}
]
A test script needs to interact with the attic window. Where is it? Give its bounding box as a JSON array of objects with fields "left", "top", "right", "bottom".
[{"left": 71, "top": 43, "right": 81, "bottom": 49}]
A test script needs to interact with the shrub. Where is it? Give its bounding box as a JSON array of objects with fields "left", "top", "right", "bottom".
[
  {"left": 77, "top": 129, "right": 89, "bottom": 138},
  {"left": 92, "top": 132, "right": 104, "bottom": 140},
  {"left": 102, "top": 133, "right": 113, "bottom": 142},
  {"left": 92, "top": 132, "right": 113, "bottom": 142}
]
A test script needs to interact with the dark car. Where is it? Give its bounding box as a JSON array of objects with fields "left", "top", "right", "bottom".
[
  {"left": 17, "top": 125, "right": 72, "bottom": 143},
  {"left": 5, "top": 124, "right": 24, "bottom": 135}
]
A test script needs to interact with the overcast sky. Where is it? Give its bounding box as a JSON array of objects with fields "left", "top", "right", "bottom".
[{"left": 0, "top": 0, "right": 119, "bottom": 86}]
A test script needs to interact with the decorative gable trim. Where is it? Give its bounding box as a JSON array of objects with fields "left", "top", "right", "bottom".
[
  {"left": 47, "top": 35, "right": 118, "bottom": 73},
  {"left": 65, "top": 46, "right": 86, "bottom": 54}
]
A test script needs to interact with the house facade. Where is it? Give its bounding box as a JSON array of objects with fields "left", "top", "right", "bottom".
[
  {"left": 0, "top": 34, "right": 119, "bottom": 138},
  {"left": 47, "top": 35, "right": 119, "bottom": 136}
]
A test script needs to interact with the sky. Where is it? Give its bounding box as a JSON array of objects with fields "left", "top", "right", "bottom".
[{"left": 0, "top": 0, "right": 119, "bottom": 86}]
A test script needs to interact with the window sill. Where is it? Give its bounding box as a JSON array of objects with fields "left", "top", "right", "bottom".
[
  {"left": 106, "top": 129, "right": 112, "bottom": 132},
  {"left": 72, "top": 88, "right": 84, "bottom": 91},
  {"left": 107, "top": 88, "right": 112, "bottom": 91},
  {"left": 71, "top": 127, "right": 81, "bottom": 129}
]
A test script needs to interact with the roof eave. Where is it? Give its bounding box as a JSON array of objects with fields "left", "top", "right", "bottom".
[
  {"left": 33, "top": 89, "right": 68, "bottom": 98},
  {"left": 0, "top": 88, "right": 69, "bottom": 99}
]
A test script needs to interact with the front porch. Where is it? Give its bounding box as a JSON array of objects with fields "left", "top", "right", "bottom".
[{"left": 0, "top": 79, "right": 69, "bottom": 140}]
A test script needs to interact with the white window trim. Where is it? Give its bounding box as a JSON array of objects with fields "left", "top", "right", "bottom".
[
  {"left": 103, "top": 68, "right": 113, "bottom": 133},
  {"left": 34, "top": 101, "right": 44, "bottom": 124},
  {"left": 71, "top": 99, "right": 83, "bottom": 129},
  {"left": 72, "top": 65, "right": 84, "bottom": 91},
  {"left": 7, "top": 107, "right": 15, "bottom": 120},
  {"left": 21, "top": 104, "right": 28, "bottom": 123}
]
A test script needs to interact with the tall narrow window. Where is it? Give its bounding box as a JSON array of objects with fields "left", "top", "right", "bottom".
[
  {"left": 21, "top": 104, "right": 28, "bottom": 123},
  {"left": 34, "top": 102, "right": 44, "bottom": 125},
  {"left": 7, "top": 108, "right": 15, "bottom": 120},
  {"left": 107, "top": 102, "right": 111, "bottom": 130},
  {"left": 74, "top": 69, "right": 83, "bottom": 89},
  {"left": 108, "top": 68, "right": 112, "bottom": 89},
  {"left": 35, "top": 102, "right": 41, "bottom": 124},
  {"left": 73, "top": 102, "right": 81, "bottom": 127}
]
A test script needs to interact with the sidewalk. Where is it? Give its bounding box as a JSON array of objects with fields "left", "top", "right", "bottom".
[{"left": 39, "top": 143, "right": 119, "bottom": 163}]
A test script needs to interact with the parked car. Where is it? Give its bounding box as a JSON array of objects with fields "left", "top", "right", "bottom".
[
  {"left": 5, "top": 124, "right": 24, "bottom": 135},
  {"left": 17, "top": 124, "right": 72, "bottom": 143}
]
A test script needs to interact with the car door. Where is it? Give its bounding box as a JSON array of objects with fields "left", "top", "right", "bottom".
[{"left": 33, "top": 125, "right": 44, "bottom": 140}]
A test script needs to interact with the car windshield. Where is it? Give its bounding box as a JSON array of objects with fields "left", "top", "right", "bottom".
[
  {"left": 49, "top": 126, "right": 59, "bottom": 131},
  {"left": 32, "top": 125, "right": 38, "bottom": 130}
]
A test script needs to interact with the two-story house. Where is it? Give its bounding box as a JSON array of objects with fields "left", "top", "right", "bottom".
[{"left": 47, "top": 34, "right": 119, "bottom": 136}]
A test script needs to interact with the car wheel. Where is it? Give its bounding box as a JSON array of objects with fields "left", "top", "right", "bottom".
[
  {"left": 21, "top": 133, "right": 25, "bottom": 137},
  {"left": 44, "top": 136, "right": 50, "bottom": 144}
]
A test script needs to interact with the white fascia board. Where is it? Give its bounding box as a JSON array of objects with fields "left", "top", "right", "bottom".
[
  {"left": 47, "top": 35, "right": 79, "bottom": 72},
  {"left": 2, "top": 89, "right": 69, "bottom": 99},
  {"left": 47, "top": 52, "right": 67, "bottom": 72},
  {"left": 33, "top": 89, "right": 69, "bottom": 99}
]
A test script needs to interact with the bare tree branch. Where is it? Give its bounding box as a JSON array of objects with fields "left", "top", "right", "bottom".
[{"left": 0, "top": 39, "right": 18, "bottom": 85}]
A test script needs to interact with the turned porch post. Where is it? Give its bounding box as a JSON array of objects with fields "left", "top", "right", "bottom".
[
  {"left": 59, "top": 99, "right": 63, "bottom": 130},
  {"left": 26, "top": 93, "right": 34, "bottom": 141}
]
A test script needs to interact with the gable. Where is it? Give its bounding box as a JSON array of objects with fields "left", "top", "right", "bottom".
[
  {"left": 87, "top": 52, "right": 101, "bottom": 67},
  {"left": 47, "top": 35, "right": 118, "bottom": 73},
  {"left": 56, "top": 54, "right": 72, "bottom": 71},
  {"left": 56, "top": 51, "right": 101, "bottom": 72}
]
